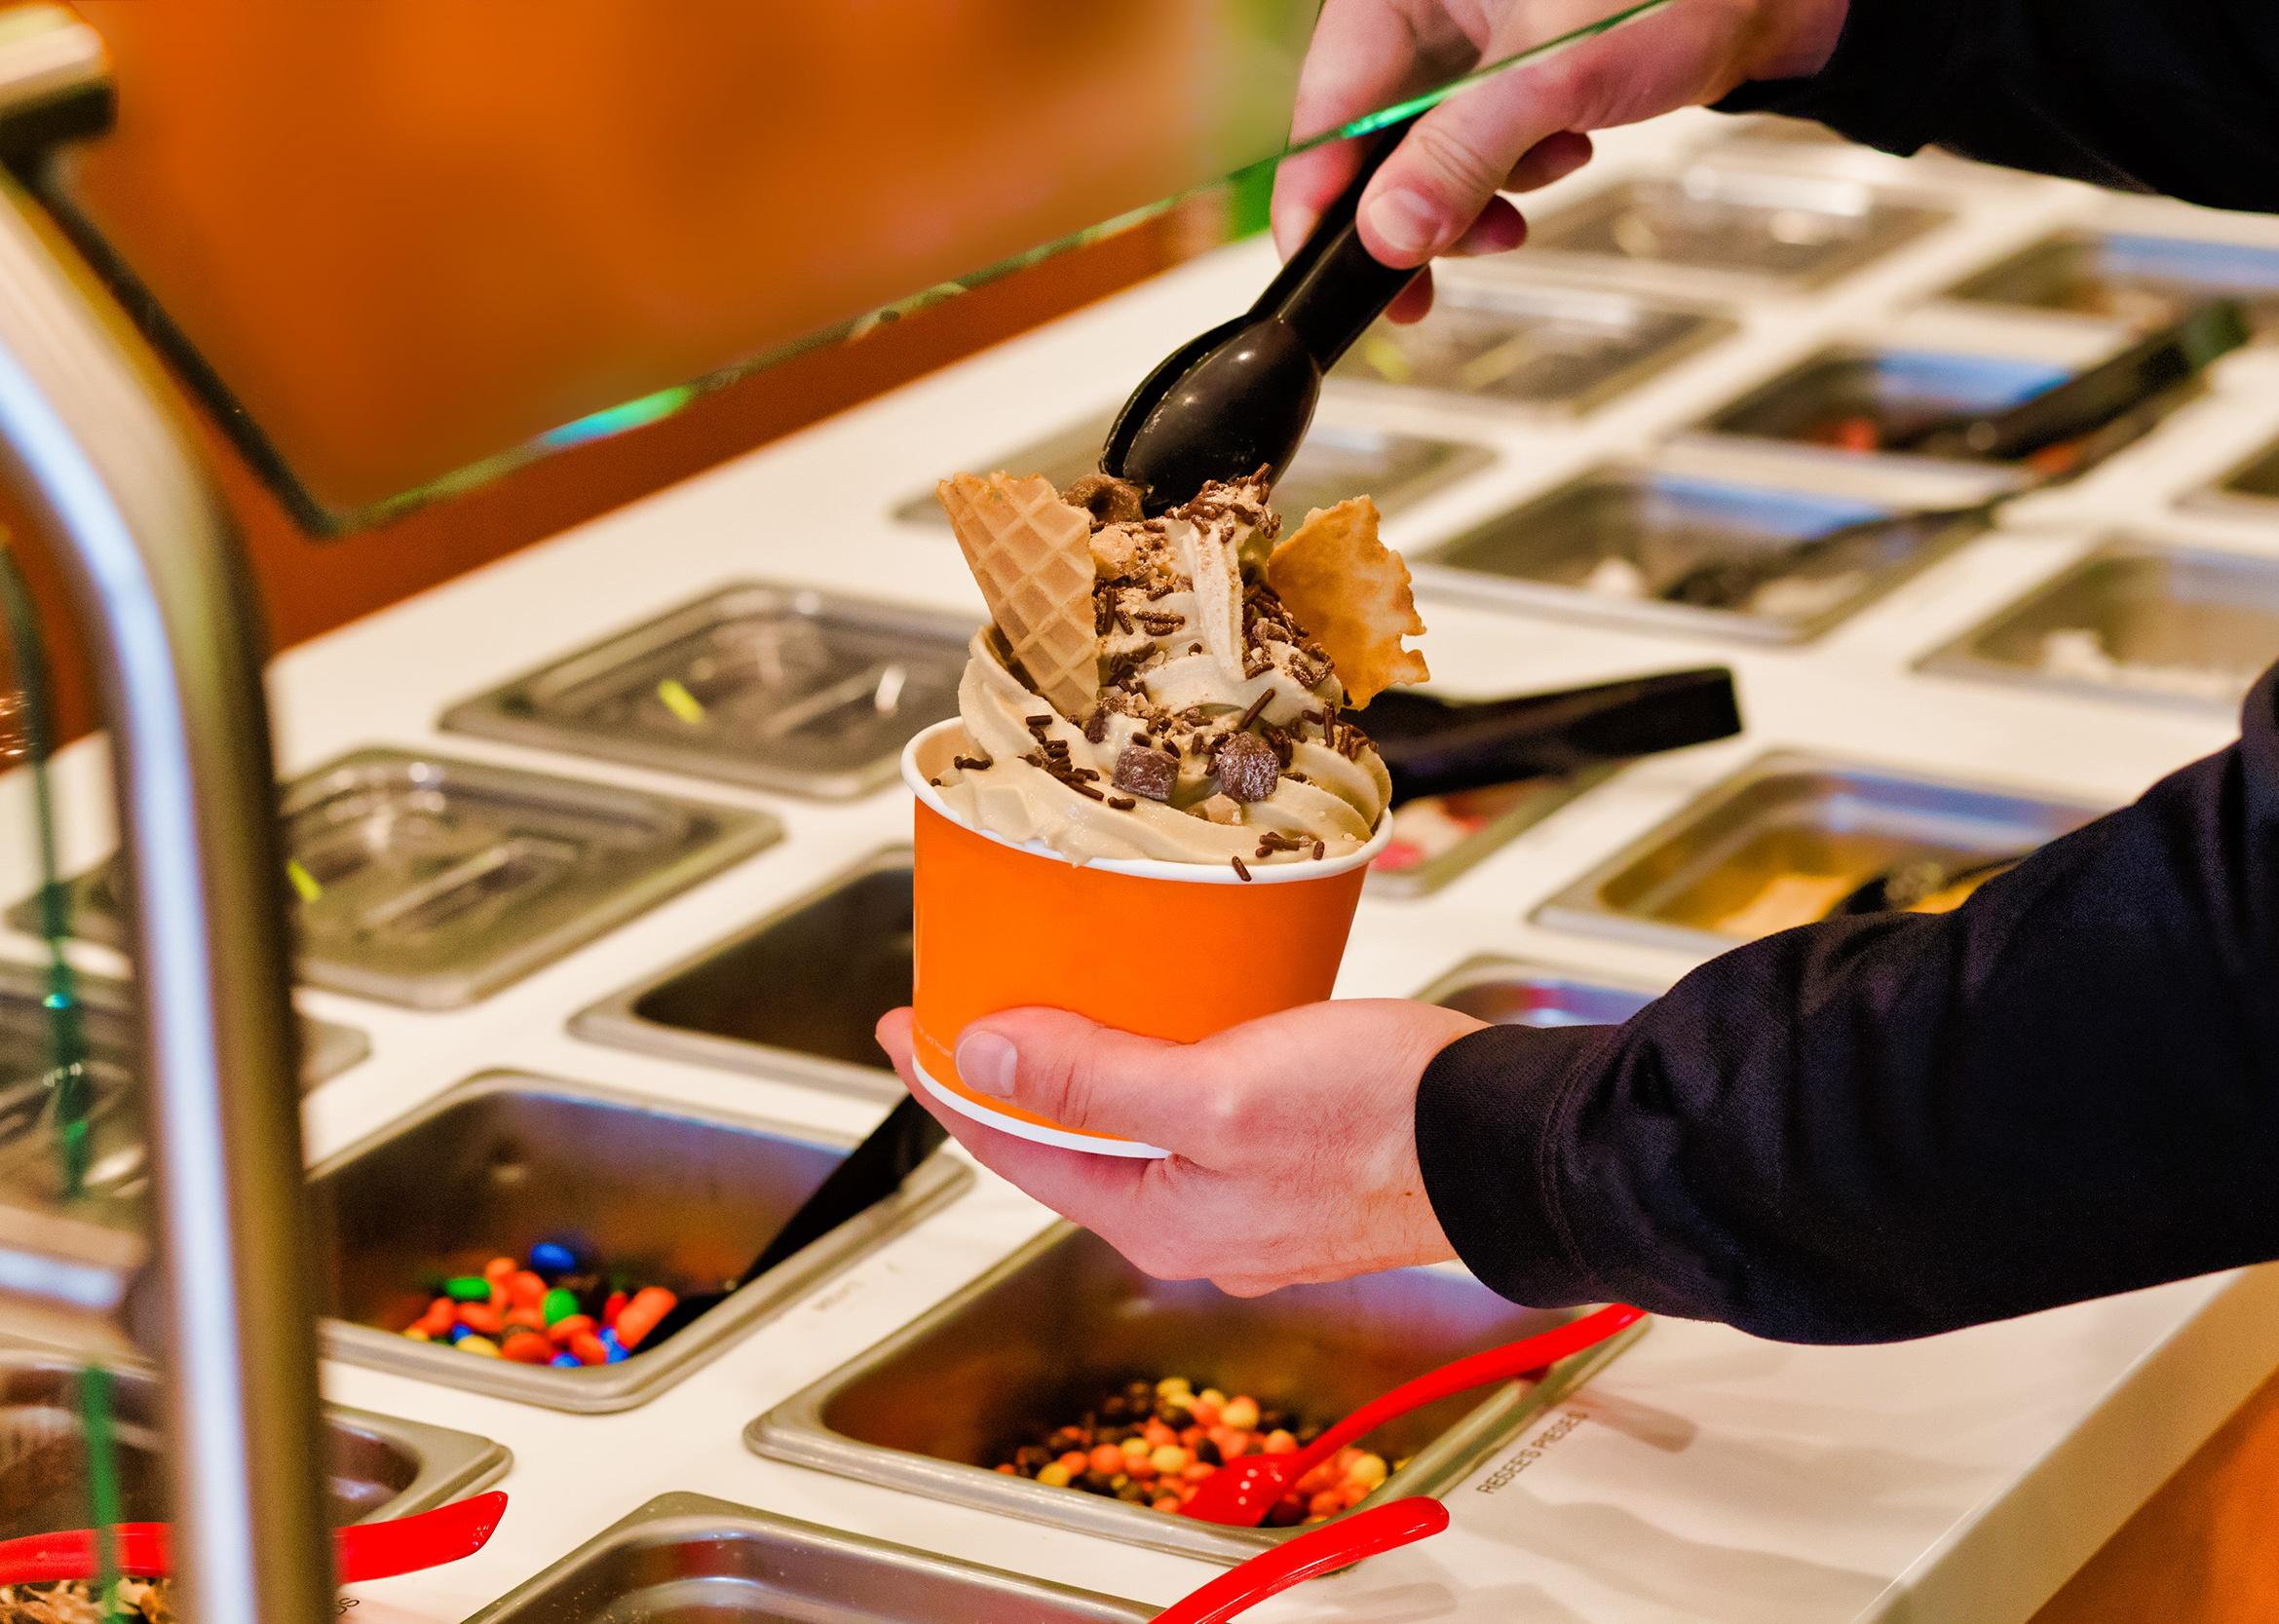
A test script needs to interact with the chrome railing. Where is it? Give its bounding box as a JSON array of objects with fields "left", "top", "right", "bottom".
[{"left": 0, "top": 7, "right": 337, "bottom": 1621}]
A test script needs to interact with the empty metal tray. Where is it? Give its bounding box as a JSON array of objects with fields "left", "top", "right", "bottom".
[
  {"left": 460, "top": 1492, "right": 1150, "bottom": 1624},
  {"left": 2190, "top": 436, "right": 2279, "bottom": 522},
  {"left": 1945, "top": 229, "right": 2279, "bottom": 337},
  {"left": 0, "top": 1345, "right": 508, "bottom": 1538},
  {"left": 1417, "top": 464, "right": 1984, "bottom": 642},
  {"left": 893, "top": 413, "right": 1493, "bottom": 527},
  {"left": 1418, "top": 957, "right": 1660, "bottom": 1029},
  {"left": 1520, "top": 169, "right": 1949, "bottom": 288},
  {"left": 1368, "top": 771, "right": 1614, "bottom": 897},
  {"left": 309, "top": 1071, "right": 969, "bottom": 1412},
  {"left": 574, "top": 849, "right": 911, "bottom": 1101},
  {"left": 1537, "top": 752, "right": 2101, "bottom": 956},
  {"left": 441, "top": 585, "right": 971, "bottom": 799},
  {"left": 0, "top": 963, "right": 364, "bottom": 1209},
  {"left": 746, "top": 1223, "right": 1642, "bottom": 1564},
  {"left": 1700, "top": 346, "right": 2073, "bottom": 465},
  {"left": 1920, "top": 539, "right": 2279, "bottom": 710},
  {"left": 18, "top": 748, "right": 779, "bottom": 1009},
  {"left": 1331, "top": 281, "right": 1731, "bottom": 414}
]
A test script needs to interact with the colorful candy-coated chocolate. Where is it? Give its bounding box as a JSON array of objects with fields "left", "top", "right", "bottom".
[
  {"left": 483, "top": 1256, "right": 517, "bottom": 1283},
  {"left": 507, "top": 1270, "right": 549, "bottom": 1308},
  {"left": 541, "top": 1288, "right": 581, "bottom": 1326},
  {"left": 529, "top": 1242, "right": 577, "bottom": 1275},
  {"left": 444, "top": 1323, "right": 472, "bottom": 1344},
  {"left": 612, "top": 1286, "right": 676, "bottom": 1351},
  {"left": 547, "top": 1313, "right": 595, "bottom": 1344},
  {"left": 568, "top": 1331, "right": 608, "bottom": 1367},
  {"left": 602, "top": 1290, "right": 627, "bottom": 1329},
  {"left": 456, "top": 1303, "right": 505, "bottom": 1337},
  {"left": 456, "top": 1335, "right": 501, "bottom": 1358},
  {"left": 598, "top": 1329, "right": 628, "bottom": 1364},
  {"left": 500, "top": 1331, "right": 553, "bottom": 1365},
  {"left": 442, "top": 1275, "right": 491, "bottom": 1303},
  {"left": 551, "top": 1351, "right": 581, "bottom": 1370}
]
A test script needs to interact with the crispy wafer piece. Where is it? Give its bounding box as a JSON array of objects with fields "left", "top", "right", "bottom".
[
  {"left": 937, "top": 472, "right": 1099, "bottom": 719},
  {"left": 1265, "top": 497, "right": 1428, "bottom": 708}
]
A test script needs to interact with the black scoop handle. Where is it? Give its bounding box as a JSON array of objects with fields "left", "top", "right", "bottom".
[
  {"left": 1366, "top": 668, "right": 1743, "bottom": 805},
  {"left": 1249, "top": 116, "right": 1423, "bottom": 367}
]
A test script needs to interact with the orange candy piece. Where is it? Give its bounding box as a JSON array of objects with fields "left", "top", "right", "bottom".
[
  {"left": 612, "top": 1285, "right": 677, "bottom": 1350},
  {"left": 500, "top": 1331, "right": 553, "bottom": 1365}
]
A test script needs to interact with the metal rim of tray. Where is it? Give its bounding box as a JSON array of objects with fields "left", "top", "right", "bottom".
[{"left": 1410, "top": 952, "right": 1669, "bottom": 1019}]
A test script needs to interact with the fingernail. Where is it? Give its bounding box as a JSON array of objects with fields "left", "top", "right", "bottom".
[
  {"left": 1365, "top": 189, "right": 1439, "bottom": 258},
  {"left": 956, "top": 1031, "right": 1019, "bottom": 1097}
]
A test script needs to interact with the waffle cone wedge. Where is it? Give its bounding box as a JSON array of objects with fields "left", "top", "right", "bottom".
[
  {"left": 937, "top": 472, "right": 1099, "bottom": 719},
  {"left": 1267, "top": 497, "right": 1428, "bottom": 708}
]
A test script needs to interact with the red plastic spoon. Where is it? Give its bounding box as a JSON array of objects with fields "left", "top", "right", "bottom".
[
  {"left": 0, "top": 1489, "right": 509, "bottom": 1587},
  {"left": 1183, "top": 1303, "right": 1644, "bottom": 1527},
  {"left": 1153, "top": 1497, "right": 1449, "bottom": 1624}
]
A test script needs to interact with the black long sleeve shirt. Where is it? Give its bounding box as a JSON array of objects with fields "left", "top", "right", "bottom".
[{"left": 1416, "top": 1, "right": 2279, "bottom": 1341}]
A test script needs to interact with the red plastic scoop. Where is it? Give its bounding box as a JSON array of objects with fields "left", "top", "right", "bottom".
[
  {"left": 1152, "top": 1496, "right": 1449, "bottom": 1624},
  {"left": 0, "top": 1489, "right": 509, "bottom": 1587},
  {"left": 1182, "top": 1304, "right": 1644, "bottom": 1527}
]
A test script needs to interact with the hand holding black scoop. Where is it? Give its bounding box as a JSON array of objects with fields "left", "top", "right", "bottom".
[{"left": 1103, "top": 119, "right": 1421, "bottom": 512}]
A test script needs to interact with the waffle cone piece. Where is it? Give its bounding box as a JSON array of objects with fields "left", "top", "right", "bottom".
[
  {"left": 937, "top": 472, "right": 1099, "bottom": 719},
  {"left": 1267, "top": 497, "right": 1429, "bottom": 708}
]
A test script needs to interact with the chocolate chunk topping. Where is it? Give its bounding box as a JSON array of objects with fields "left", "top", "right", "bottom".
[
  {"left": 1216, "top": 731, "right": 1280, "bottom": 804},
  {"left": 1083, "top": 709, "right": 1111, "bottom": 744},
  {"left": 1062, "top": 472, "right": 1147, "bottom": 526},
  {"left": 1113, "top": 744, "right": 1178, "bottom": 803}
]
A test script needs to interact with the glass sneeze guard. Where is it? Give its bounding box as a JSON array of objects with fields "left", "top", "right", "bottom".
[{"left": 34, "top": 0, "right": 1676, "bottom": 533}]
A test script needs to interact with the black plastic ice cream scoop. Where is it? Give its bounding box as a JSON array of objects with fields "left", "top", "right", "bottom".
[
  {"left": 1103, "top": 119, "right": 1421, "bottom": 513},
  {"left": 641, "top": 1095, "right": 946, "bottom": 1348},
  {"left": 1364, "top": 667, "right": 1742, "bottom": 805}
]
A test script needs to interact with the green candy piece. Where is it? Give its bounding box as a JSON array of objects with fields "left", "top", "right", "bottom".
[
  {"left": 443, "top": 1275, "right": 492, "bottom": 1303},
  {"left": 541, "top": 1288, "right": 580, "bottom": 1326}
]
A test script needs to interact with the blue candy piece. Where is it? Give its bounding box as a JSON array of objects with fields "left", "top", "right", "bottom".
[
  {"left": 444, "top": 1323, "right": 472, "bottom": 1344},
  {"left": 529, "top": 1242, "right": 577, "bottom": 1276},
  {"left": 598, "top": 1328, "right": 628, "bottom": 1364},
  {"left": 551, "top": 1351, "right": 581, "bottom": 1370}
]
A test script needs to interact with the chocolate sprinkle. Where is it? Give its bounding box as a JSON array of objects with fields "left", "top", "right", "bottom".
[
  {"left": 1235, "top": 689, "right": 1272, "bottom": 732},
  {"left": 1108, "top": 795, "right": 1137, "bottom": 811},
  {"left": 951, "top": 753, "right": 994, "bottom": 773},
  {"left": 1231, "top": 855, "right": 1252, "bottom": 882}
]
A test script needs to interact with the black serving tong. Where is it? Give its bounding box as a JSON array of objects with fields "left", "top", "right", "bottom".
[
  {"left": 1104, "top": 118, "right": 1422, "bottom": 511},
  {"left": 1364, "top": 667, "right": 1741, "bottom": 805},
  {"left": 1654, "top": 299, "right": 2252, "bottom": 614},
  {"left": 1655, "top": 499, "right": 1997, "bottom": 613},
  {"left": 1822, "top": 852, "right": 2022, "bottom": 919},
  {"left": 1891, "top": 298, "right": 2249, "bottom": 461},
  {"left": 643, "top": 1095, "right": 945, "bottom": 1348}
]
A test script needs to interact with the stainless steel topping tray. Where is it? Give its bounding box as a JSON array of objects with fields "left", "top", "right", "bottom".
[
  {"left": 309, "top": 1071, "right": 969, "bottom": 1413},
  {"left": 1330, "top": 280, "right": 1732, "bottom": 414},
  {"left": 1944, "top": 229, "right": 2279, "bottom": 337},
  {"left": 574, "top": 848, "right": 911, "bottom": 1102},
  {"left": 1417, "top": 956, "right": 1661, "bottom": 1028},
  {"left": 1537, "top": 751, "right": 2101, "bottom": 956},
  {"left": 1415, "top": 463, "right": 1985, "bottom": 642},
  {"left": 1920, "top": 538, "right": 2279, "bottom": 711},
  {"left": 460, "top": 1492, "right": 1150, "bottom": 1624},
  {"left": 1519, "top": 168, "right": 1950, "bottom": 289},
  {"left": 0, "top": 962, "right": 364, "bottom": 1209},
  {"left": 2188, "top": 436, "right": 2279, "bottom": 522},
  {"left": 746, "top": 1223, "right": 1643, "bottom": 1564},
  {"left": 1368, "top": 770, "right": 1615, "bottom": 897},
  {"left": 441, "top": 585, "right": 971, "bottom": 799},
  {"left": 893, "top": 412, "right": 1493, "bottom": 527},
  {"left": 0, "top": 1345, "right": 509, "bottom": 1536},
  {"left": 1698, "top": 346, "right": 2072, "bottom": 467},
  {"left": 17, "top": 747, "right": 780, "bottom": 1009}
]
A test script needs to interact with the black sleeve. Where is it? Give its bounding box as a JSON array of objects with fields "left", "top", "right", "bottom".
[
  {"left": 1415, "top": 665, "right": 2279, "bottom": 1343},
  {"left": 1714, "top": 0, "right": 2279, "bottom": 212}
]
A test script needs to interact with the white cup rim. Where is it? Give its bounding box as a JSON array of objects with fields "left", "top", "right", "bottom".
[{"left": 899, "top": 719, "right": 1391, "bottom": 885}]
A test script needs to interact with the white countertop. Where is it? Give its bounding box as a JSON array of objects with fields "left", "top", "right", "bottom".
[{"left": 11, "top": 106, "right": 2279, "bottom": 1624}]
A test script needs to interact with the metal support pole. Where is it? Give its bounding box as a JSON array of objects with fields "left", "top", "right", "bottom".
[{"left": 0, "top": 11, "right": 338, "bottom": 1622}]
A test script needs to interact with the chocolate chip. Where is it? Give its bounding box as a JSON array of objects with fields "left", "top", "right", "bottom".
[
  {"left": 1084, "top": 709, "right": 1111, "bottom": 744},
  {"left": 1215, "top": 732, "right": 1280, "bottom": 804},
  {"left": 1113, "top": 744, "right": 1178, "bottom": 802},
  {"left": 1062, "top": 472, "right": 1146, "bottom": 526}
]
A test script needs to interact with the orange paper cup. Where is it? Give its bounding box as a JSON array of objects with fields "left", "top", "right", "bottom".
[{"left": 901, "top": 720, "right": 1389, "bottom": 1157}]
